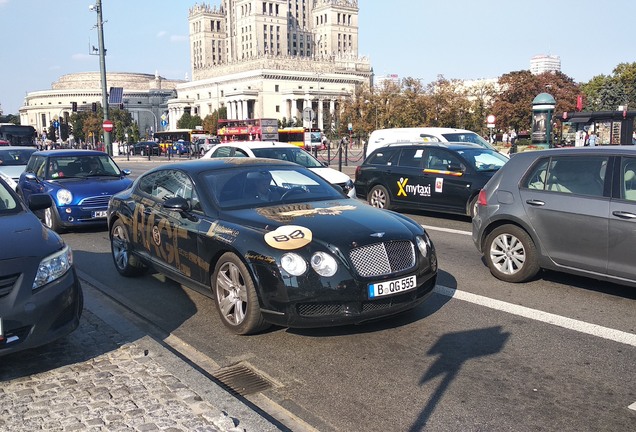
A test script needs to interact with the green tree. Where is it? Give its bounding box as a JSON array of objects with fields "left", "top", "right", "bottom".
[{"left": 177, "top": 112, "right": 203, "bottom": 129}]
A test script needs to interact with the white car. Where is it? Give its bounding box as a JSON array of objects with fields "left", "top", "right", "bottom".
[
  {"left": 203, "top": 141, "right": 356, "bottom": 198},
  {"left": 0, "top": 146, "right": 37, "bottom": 190},
  {"left": 366, "top": 127, "right": 498, "bottom": 157}
]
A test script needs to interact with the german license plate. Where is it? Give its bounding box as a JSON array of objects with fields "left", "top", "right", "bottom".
[
  {"left": 92, "top": 210, "right": 107, "bottom": 218},
  {"left": 368, "top": 275, "right": 416, "bottom": 299}
]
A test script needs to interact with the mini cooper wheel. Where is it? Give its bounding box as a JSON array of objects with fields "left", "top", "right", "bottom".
[
  {"left": 110, "top": 219, "right": 147, "bottom": 277},
  {"left": 43, "top": 206, "right": 64, "bottom": 233},
  {"left": 212, "top": 252, "right": 268, "bottom": 335},
  {"left": 484, "top": 224, "right": 539, "bottom": 283},
  {"left": 368, "top": 185, "right": 392, "bottom": 210}
]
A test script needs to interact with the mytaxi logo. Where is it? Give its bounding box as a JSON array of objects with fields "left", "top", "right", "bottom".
[{"left": 397, "top": 177, "right": 409, "bottom": 197}]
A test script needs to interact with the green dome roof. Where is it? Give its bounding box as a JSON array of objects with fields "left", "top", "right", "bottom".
[{"left": 533, "top": 93, "right": 556, "bottom": 105}]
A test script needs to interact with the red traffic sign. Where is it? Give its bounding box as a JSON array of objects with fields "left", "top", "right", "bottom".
[
  {"left": 102, "top": 120, "right": 114, "bottom": 132},
  {"left": 486, "top": 114, "right": 496, "bottom": 124}
]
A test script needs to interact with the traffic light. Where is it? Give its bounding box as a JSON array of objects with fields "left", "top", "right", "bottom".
[
  {"left": 71, "top": 102, "right": 77, "bottom": 112},
  {"left": 91, "top": 102, "right": 97, "bottom": 112}
]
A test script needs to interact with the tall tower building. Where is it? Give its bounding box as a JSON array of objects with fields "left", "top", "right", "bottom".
[
  {"left": 175, "top": 1, "right": 371, "bottom": 130},
  {"left": 530, "top": 54, "right": 561, "bottom": 75}
]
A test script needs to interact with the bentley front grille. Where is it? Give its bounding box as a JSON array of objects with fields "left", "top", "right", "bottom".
[{"left": 349, "top": 240, "right": 416, "bottom": 278}]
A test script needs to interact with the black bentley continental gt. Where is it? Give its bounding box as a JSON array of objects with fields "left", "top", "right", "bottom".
[{"left": 107, "top": 158, "right": 438, "bottom": 334}]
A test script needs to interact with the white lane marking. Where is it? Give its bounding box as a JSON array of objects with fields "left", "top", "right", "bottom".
[
  {"left": 628, "top": 401, "right": 636, "bottom": 411},
  {"left": 434, "top": 285, "right": 636, "bottom": 348},
  {"left": 422, "top": 225, "right": 471, "bottom": 236}
]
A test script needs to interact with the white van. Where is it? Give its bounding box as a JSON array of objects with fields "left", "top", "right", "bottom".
[{"left": 365, "top": 127, "right": 496, "bottom": 157}]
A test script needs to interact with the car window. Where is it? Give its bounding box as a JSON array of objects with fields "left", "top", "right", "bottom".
[
  {"left": 212, "top": 146, "right": 233, "bottom": 157},
  {"left": 0, "top": 180, "right": 18, "bottom": 212},
  {"left": 526, "top": 156, "right": 608, "bottom": 197},
  {"left": 459, "top": 148, "right": 508, "bottom": 172},
  {"left": 621, "top": 157, "right": 636, "bottom": 201},
  {"left": 367, "top": 148, "right": 398, "bottom": 165},
  {"left": 234, "top": 148, "right": 249, "bottom": 157},
  {"left": 418, "top": 135, "right": 442, "bottom": 143},
  {"left": 397, "top": 148, "right": 424, "bottom": 168},
  {"left": 425, "top": 148, "right": 463, "bottom": 171},
  {"left": 0, "top": 149, "right": 35, "bottom": 166}
]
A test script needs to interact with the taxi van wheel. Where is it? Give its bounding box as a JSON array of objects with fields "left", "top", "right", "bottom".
[
  {"left": 484, "top": 224, "right": 539, "bottom": 283},
  {"left": 44, "top": 207, "right": 64, "bottom": 233},
  {"left": 212, "top": 253, "right": 269, "bottom": 335},
  {"left": 110, "top": 219, "right": 147, "bottom": 277},
  {"left": 368, "top": 185, "right": 392, "bottom": 210}
]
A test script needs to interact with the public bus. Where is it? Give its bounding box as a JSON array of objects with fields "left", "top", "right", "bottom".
[
  {"left": 217, "top": 118, "right": 279, "bottom": 142},
  {"left": 278, "top": 127, "right": 323, "bottom": 148},
  {"left": 0, "top": 123, "right": 37, "bottom": 146},
  {"left": 152, "top": 128, "right": 209, "bottom": 153}
]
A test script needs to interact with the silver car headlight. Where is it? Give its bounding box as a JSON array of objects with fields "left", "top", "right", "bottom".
[
  {"left": 310, "top": 252, "right": 338, "bottom": 277},
  {"left": 281, "top": 253, "right": 307, "bottom": 276},
  {"left": 33, "top": 245, "right": 73, "bottom": 290},
  {"left": 416, "top": 236, "right": 428, "bottom": 256},
  {"left": 56, "top": 189, "right": 73, "bottom": 205},
  {"left": 342, "top": 179, "right": 354, "bottom": 195}
]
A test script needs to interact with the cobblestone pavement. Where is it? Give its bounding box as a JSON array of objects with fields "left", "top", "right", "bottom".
[{"left": 0, "top": 283, "right": 281, "bottom": 432}]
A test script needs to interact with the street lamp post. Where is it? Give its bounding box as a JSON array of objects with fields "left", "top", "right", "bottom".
[{"left": 90, "top": 0, "right": 111, "bottom": 156}]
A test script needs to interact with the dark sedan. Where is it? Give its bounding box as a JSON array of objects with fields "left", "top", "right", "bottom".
[
  {"left": 355, "top": 143, "right": 509, "bottom": 217},
  {"left": 17, "top": 150, "right": 133, "bottom": 232},
  {"left": 131, "top": 141, "right": 161, "bottom": 156},
  {"left": 107, "top": 158, "right": 438, "bottom": 334},
  {"left": 0, "top": 176, "right": 83, "bottom": 356}
]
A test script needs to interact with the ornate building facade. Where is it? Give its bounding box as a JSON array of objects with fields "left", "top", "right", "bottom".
[
  {"left": 170, "top": 0, "right": 371, "bottom": 131},
  {"left": 19, "top": 72, "right": 182, "bottom": 138}
]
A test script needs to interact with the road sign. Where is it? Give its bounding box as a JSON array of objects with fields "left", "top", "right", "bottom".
[
  {"left": 102, "top": 120, "right": 114, "bottom": 132},
  {"left": 487, "top": 114, "right": 496, "bottom": 124},
  {"left": 161, "top": 120, "right": 168, "bottom": 127},
  {"left": 302, "top": 107, "right": 314, "bottom": 122}
]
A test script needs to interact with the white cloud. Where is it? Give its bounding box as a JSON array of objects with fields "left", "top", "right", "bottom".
[
  {"left": 0, "top": 0, "right": 9, "bottom": 6},
  {"left": 156, "top": 31, "right": 167, "bottom": 38}
]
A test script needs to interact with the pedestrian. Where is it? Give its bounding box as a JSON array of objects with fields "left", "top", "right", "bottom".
[
  {"left": 632, "top": 131, "right": 636, "bottom": 145},
  {"left": 587, "top": 130, "right": 598, "bottom": 147},
  {"left": 502, "top": 131, "right": 509, "bottom": 145}
]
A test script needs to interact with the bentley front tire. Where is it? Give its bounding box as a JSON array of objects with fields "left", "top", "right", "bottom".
[{"left": 212, "top": 252, "right": 269, "bottom": 335}]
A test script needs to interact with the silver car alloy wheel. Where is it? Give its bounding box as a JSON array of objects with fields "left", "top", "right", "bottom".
[
  {"left": 111, "top": 224, "right": 130, "bottom": 271},
  {"left": 370, "top": 188, "right": 387, "bottom": 208},
  {"left": 215, "top": 261, "right": 248, "bottom": 326},
  {"left": 489, "top": 232, "right": 526, "bottom": 275}
]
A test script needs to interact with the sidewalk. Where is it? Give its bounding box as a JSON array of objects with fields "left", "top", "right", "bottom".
[{"left": 0, "top": 278, "right": 282, "bottom": 432}]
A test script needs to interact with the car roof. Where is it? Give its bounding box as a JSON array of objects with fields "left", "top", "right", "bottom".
[
  {"left": 0, "top": 146, "right": 37, "bottom": 151},
  {"left": 34, "top": 149, "right": 109, "bottom": 157},
  {"left": 213, "top": 140, "right": 299, "bottom": 150},
  {"left": 145, "top": 157, "right": 301, "bottom": 175},
  {"left": 511, "top": 145, "right": 636, "bottom": 159},
  {"left": 377, "top": 141, "right": 483, "bottom": 151}
]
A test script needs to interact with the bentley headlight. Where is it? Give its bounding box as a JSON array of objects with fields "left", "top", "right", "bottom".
[
  {"left": 416, "top": 236, "right": 428, "bottom": 256},
  {"left": 56, "top": 189, "right": 73, "bottom": 205},
  {"left": 310, "top": 252, "right": 338, "bottom": 277},
  {"left": 281, "top": 253, "right": 307, "bottom": 276},
  {"left": 33, "top": 245, "right": 73, "bottom": 290}
]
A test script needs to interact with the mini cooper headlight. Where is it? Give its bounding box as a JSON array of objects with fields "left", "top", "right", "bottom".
[
  {"left": 281, "top": 253, "right": 307, "bottom": 276},
  {"left": 33, "top": 245, "right": 73, "bottom": 290},
  {"left": 56, "top": 189, "right": 73, "bottom": 205},
  {"left": 416, "top": 236, "right": 428, "bottom": 256},
  {"left": 310, "top": 252, "right": 338, "bottom": 277}
]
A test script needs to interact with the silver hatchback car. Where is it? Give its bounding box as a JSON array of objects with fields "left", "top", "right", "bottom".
[{"left": 473, "top": 146, "right": 636, "bottom": 287}]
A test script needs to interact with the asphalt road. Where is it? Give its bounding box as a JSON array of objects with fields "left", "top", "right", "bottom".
[{"left": 59, "top": 156, "right": 636, "bottom": 431}]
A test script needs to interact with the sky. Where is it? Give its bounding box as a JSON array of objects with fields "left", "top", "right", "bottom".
[{"left": 0, "top": 0, "right": 634, "bottom": 115}]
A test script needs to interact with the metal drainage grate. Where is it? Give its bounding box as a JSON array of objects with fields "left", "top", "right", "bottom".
[{"left": 212, "top": 363, "right": 274, "bottom": 396}]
